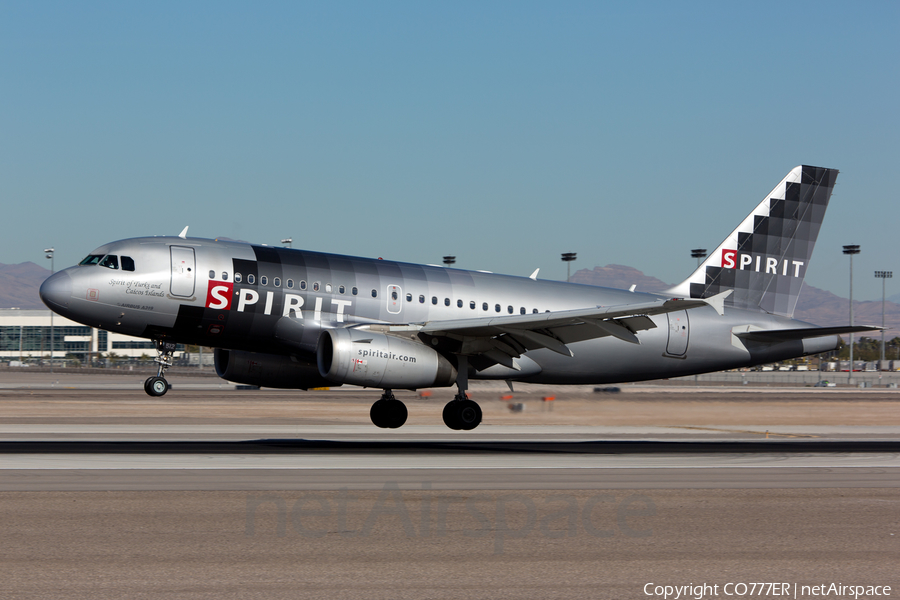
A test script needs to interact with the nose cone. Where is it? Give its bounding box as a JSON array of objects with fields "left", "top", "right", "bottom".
[{"left": 40, "top": 270, "right": 73, "bottom": 311}]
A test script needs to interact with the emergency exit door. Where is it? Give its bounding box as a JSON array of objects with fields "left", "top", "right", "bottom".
[{"left": 386, "top": 285, "right": 402, "bottom": 314}]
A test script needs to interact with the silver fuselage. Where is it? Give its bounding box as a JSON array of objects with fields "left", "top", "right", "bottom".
[{"left": 40, "top": 236, "right": 835, "bottom": 385}]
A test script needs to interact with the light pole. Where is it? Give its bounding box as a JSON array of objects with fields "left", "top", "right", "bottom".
[
  {"left": 843, "top": 245, "right": 860, "bottom": 383},
  {"left": 44, "top": 248, "right": 54, "bottom": 373},
  {"left": 281, "top": 238, "right": 292, "bottom": 248},
  {"left": 875, "top": 271, "right": 892, "bottom": 368},
  {"left": 442, "top": 256, "right": 456, "bottom": 267},
  {"left": 561, "top": 252, "right": 577, "bottom": 282},
  {"left": 691, "top": 248, "right": 707, "bottom": 268}
]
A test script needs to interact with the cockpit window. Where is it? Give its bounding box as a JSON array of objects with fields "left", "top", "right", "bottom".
[
  {"left": 79, "top": 255, "right": 103, "bottom": 266},
  {"left": 99, "top": 255, "right": 119, "bottom": 269},
  {"left": 121, "top": 256, "right": 135, "bottom": 272}
]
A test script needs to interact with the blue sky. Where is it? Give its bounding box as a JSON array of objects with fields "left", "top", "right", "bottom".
[{"left": 2, "top": 1, "right": 898, "bottom": 300}]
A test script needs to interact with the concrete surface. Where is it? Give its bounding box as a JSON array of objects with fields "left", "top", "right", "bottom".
[{"left": 1, "top": 374, "right": 898, "bottom": 599}]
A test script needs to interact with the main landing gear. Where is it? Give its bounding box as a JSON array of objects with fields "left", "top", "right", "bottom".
[
  {"left": 442, "top": 355, "right": 482, "bottom": 431},
  {"left": 144, "top": 341, "right": 176, "bottom": 397},
  {"left": 370, "top": 389, "right": 408, "bottom": 429},
  {"left": 442, "top": 397, "right": 482, "bottom": 431},
  {"left": 367, "top": 357, "right": 483, "bottom": 431}
]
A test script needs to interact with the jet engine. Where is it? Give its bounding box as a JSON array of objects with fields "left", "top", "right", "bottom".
[
  {"left": 214, "top": 349, "right": 333, "bottom": 389},
  {"left": 317, "top": 328, "right": 457, "bottom": 389}
]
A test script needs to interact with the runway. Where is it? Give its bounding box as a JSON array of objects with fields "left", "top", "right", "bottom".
[
  {"left": 2, "top": 377, "right": 899, "bottom": 598},
  {"left": 2, "top": 381, "right": 900, "bottom": 490}
]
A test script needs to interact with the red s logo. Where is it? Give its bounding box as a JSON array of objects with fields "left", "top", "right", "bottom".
[
  {"left": 206, "top": 281, "right": 234, "bottom": 310},
  {"left": 721, "top": 249, "right": 737, "bottom": 269}
]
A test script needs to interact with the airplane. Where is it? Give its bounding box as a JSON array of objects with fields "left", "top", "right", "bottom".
[{"left": 40, "top": 165, "right": 877, "bottom": 430}]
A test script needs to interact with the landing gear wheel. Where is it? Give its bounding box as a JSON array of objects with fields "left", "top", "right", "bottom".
[
  {"left": 442, "top": 399, "right": 482, "bottom": 430},
  {"left": 457, "top": 399, "right": 482, "bottom": 430},
  {"left": 442, "top": 401, "right": 462, "bottom": 430},
  {"left": 146, "top": 376, "right": 169, "bottom": 397},
  {"left": 370, "top": 399, "right": 408, "bottom": 429},
  {"left": 444, "top": 355, "right": 480, "bottom": 430},
  {"left": 145, "top": 340, "right": 176, "bottom": 397}
]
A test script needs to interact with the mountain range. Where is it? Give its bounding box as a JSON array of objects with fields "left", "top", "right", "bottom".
[{"left": 2, "top": 262, "right": 897, "bottom": 338}]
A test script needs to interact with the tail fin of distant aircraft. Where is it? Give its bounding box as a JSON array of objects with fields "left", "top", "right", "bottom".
[{"left": 666, "top": 165, "right": 838, "bottom": 318}]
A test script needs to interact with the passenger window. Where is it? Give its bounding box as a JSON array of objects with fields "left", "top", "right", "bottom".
[
  {"left": 392, "top": 290, "right": 399, "bottom": 301},
  {"left": 274, "top": 277, "right": 281, "bottom": 287},
  {"left": 121, "top": 257, "right": 135, "bottom": 272},
  {"left": 326, "top": 283, "right": 333, "bottom": 293},
  {"left": 99, "top": 255, "right": 119, "bottom": 269},
  {"left": 520, "top": 307, "right": 526, "bottom": 315},
  {"left": 406, "top": 293, "right": 412, "bottom": 302},
  {"left": 457, "top": 299, "right": 463, "bottom": 308},
  {"left": 235, "top": 273, "right": 242, "bottom": 283},
  {"left": 495, "top": 304, "right": 501, "bottom": 313},
  {"left": 371, "top": 289, "right": 378, "bottom": 298},
  {"left": 79, "top": 255, "right": 104, "bottom": 266},
  {"left": 287, "top": 279, "right": 294, "bottom": 289},
  {"left": 419, "top": 295, "right": 425, "bottom": 304},
  {"left": 222, "top": 272, "right": 228, "bottom": 281},
  {"left": 533, "top": 308, "right": 538, "bottom": 314},
  {"left": 339, "top": 285, "right": 345, "bottom": 294},
  {"left": 482, "top": 302, "right": 488, "bottom": 311},
  {"left": 352, "top": 287, "right": 358, "bottom": 296},
  {"left": 313, "top": 282, "right": 320, "bottom": 292},
  {"left": 248, "top": 274, "right": 256, "bottom": 284},
  {"left": 260, "top": 276, "right": 268, "bottom": 286},
  {"left": 444, "top": 298, "right": 450, "bottom": 306},
  {"left": 432, "top": 296, "right": 438, "bottom": 305},
  {"left": 209, "top": 270, "right": 215, "bottom": 279},
  {"left": 469, "top": 301, "right": 476, "bottom": 310},
  {"left": 508, "top": 306, "right": 513, "bottom": 314},
  {"left": 300, "top": 280, "right": 307, "bottom": 290}
]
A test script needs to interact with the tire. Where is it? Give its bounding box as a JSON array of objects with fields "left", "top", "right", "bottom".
[
  {"left": 457, "top": 399, "right": 482, "bottom": 430},
  {"left": 370, "top": 400, "right": 389, "bottom": 428},
  {"left": 147, "top": 376, "right": 169, "bottom": 397},
  {"left": 386, "top": 400, "right": 408, "bottom": 429},
  {"left": 442, "top": 401, "right": 462, "bottom": 430}
]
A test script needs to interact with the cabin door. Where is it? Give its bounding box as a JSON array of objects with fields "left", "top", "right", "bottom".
[
  {"left": 170, "top": 246, "right": 196, "bottom": 297},
  {"left": 666, "top": 310, "right": 689, "bottom": 356}
]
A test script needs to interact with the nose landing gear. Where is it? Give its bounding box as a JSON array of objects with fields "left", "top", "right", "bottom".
[
  {"left": 144, "top": 341, "right": 176, "bottom": 397},
  {"left": 144, "top": 376, "right": 169, "bottom": 396}
]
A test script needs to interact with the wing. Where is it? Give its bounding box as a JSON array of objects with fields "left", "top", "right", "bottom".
[{"left": 388, "top": 290, "right": 732, "bottom": 371}]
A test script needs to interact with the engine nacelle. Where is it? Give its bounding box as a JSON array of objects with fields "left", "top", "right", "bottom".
[
  {"left": 214, "top": 348, "right": 333, "bottom": 389},
  {"left": 317, "top": 328, "right": 457, "bottom": 389}
]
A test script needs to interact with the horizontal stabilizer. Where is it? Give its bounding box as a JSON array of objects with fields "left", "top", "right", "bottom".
[
  {"left": 703, "top": 289, "right": 733, "bottom": 316},
  {"left": 736, "top": 325, "right": 881, "bottom": 343}
]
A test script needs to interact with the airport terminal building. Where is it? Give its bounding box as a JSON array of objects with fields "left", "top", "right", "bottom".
[{"left": 0, "top": 308, "right": 183, "bottom": 364}]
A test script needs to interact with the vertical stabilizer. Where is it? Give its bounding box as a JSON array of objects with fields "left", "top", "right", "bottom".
[{"left": 666, "top": 165, "right": 838, "bottom": 318}]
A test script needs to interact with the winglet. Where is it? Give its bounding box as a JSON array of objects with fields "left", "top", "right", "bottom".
[
  {"left": 178, "top": 226, "right": 189, "bottom": 239},
  {"left": 628, "top": 284, "right": 637, "bottom": 292},
  {"left": 703, "top": 289, "right": 733, "bottom": 316},
  {"left": 529, "top": 268, "right": 539, "bottom": 281}
]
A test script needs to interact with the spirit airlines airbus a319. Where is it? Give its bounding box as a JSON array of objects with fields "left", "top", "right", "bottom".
[{"left": 40, "top": 166, "right": 875, "bottom": 430}]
